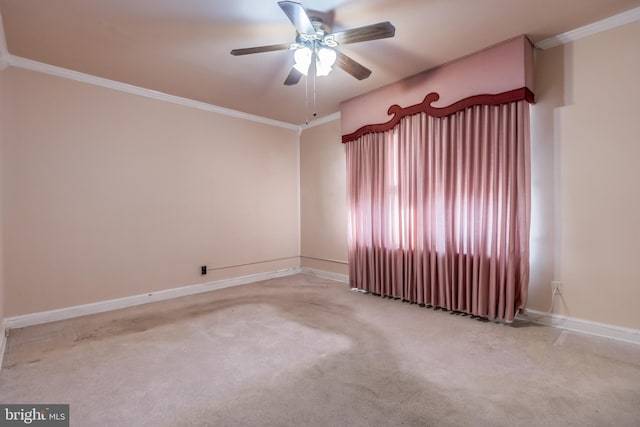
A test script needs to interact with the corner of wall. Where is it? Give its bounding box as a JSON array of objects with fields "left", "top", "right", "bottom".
[
  {"left": 0, "top": 64, "right": 5, "bottom": 370},
  {"left": 299, "top": 114, "right": 349, "bottom": 277}
]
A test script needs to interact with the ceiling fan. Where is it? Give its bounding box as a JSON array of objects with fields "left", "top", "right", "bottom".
[{"left": 230, "top": 1, "right": 395, "bottom": 86}]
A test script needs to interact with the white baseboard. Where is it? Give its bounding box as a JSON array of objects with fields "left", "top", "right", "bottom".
[
  {"left": 300, "top": 267, "right": 349, "bottom": 283},
  {"left": 6, "top": 265, "right": 638, "bottom": 349},
  {"left": 0, "top": 325, "right": 6, "bottom": 372},
  {"left": 299, "top": 267, "right": 639, "bottom": 346},
  {"left": 517, "top": 309, "right": 640, "bottom": 346},
  {"left": 5, "top": 267, "right": 301, "bottom": 330}
]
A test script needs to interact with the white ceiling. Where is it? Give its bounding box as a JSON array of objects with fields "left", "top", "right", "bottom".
[{"left": 1, "top": 0, "right": 639, "bottom": 125}]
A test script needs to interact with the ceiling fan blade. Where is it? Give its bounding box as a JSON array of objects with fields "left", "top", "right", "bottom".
[
  {"left": 278, "top": 1, "right": 315, "bottom": 36},
  {"left": 331, "top": 22, "right": 395, "bottom": 45},
  {"left": 230, "top": 43, "right": 294, "bottom": 56},
  {"left": 284, "top": 68, "right": 303, "bottom": 86},
  {"left": 335, "top": 51, "right": 372, "bottom": 80}
]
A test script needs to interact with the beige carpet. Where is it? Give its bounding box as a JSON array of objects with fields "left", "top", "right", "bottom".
[{"left": 1, "top": 273, "right": 639, "bottom": 426}]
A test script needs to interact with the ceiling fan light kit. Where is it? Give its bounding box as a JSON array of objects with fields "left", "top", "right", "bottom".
[
  {"left": 230, "top": 1, "right": 395, "bottom": 85},
  {"left": 315, "top": 47, "right": 337, "bottom": 76},
  {"left": 293, "top": 46, "right": 336, "bottom": 77}
]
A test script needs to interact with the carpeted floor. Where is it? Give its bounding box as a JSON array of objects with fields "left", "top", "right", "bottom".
[{"left": 1, "top": 273, "right": 639, "bottom": 426}]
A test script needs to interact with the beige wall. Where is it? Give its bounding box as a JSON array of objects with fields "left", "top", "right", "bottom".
[
  {"left": 1, "top": 67, "right": 300, "bottom": 317},
  {"left": 300, "top": 118, "right": 348, "bottom": 276},
  {"left": 529, "top": 21, "right": 640, "bottom": 329}
]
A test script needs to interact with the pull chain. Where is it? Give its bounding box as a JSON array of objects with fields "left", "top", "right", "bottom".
[
  {"left": 304, "top": 71, "right": 309, "bottom": 125},
  {"left": 313, "top": 64, "right": 317, "bottom": 119},
  {"left": 304, "top": 47, "right": 318, "bottom": 125}
]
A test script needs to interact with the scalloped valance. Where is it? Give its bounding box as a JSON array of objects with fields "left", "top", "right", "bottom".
[{"left": 342, "top": 87, "right": 534, "bottom": 143}]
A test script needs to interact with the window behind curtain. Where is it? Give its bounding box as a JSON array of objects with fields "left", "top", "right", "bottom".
[{"left": 346, "top": 100, "right": 530, "bottom": 322}]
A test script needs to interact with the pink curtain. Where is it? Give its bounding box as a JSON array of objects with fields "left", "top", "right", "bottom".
[{"left": 346, "top": 101, "right": 530, "bottom": 322}]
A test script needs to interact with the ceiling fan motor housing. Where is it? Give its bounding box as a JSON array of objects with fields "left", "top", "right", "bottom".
[{"left": 296, "top": 17, "right": 336, "bottom": 47}]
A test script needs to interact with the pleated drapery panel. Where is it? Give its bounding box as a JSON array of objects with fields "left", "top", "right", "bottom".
[{"left": 346, "top": 101, "right": 531, "bottom": 322}]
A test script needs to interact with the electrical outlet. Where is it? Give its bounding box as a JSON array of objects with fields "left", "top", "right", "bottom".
[
  {"left": 551, "top": 281, "right": 562, "bottom": 295},
  {"left": 201, "top": 265, "right": 207, "bottom": 275}
]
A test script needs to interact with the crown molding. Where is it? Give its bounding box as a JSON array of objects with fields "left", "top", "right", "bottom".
[
  {"left": 301, "top": 111, "right": 341, "bottom": 129},
  {"left": 535, "top": 6, "right": 640, "bottom": 50},
  {"left": 5, "top": 55, "right": 301, "bottom": 131}
]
